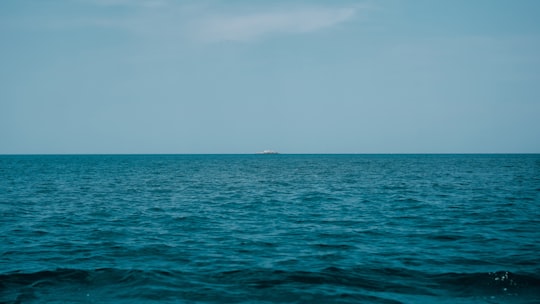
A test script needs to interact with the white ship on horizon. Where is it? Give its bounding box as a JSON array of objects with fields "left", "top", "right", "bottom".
[{"left": 256, "top": 150, "right": 279, "bottom": 154}]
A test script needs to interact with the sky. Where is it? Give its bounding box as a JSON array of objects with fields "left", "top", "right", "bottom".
[{"left": 1, "top": 0, "right": 539, "bottom": 154}]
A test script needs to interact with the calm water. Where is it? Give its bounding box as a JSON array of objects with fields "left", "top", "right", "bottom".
[{"left": 1, "top": 154, "right": 539, "bottom": 303}]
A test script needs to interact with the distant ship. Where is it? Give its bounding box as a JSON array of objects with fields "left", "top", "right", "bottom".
[{"left": 256, "top": 150, "right": 279, "bottom": 154}]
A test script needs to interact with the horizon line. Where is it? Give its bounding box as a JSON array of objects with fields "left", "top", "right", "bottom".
[{"left": 1, "top": 152, "right": 539, "bottom": 156}]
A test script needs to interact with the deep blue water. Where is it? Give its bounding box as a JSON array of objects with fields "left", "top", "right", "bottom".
[{"left": 1, "top": 154, "right": 539, "bottom": 303}]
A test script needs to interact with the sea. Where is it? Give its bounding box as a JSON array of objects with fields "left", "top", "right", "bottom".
[{"left": 1, "top": 154, "right": 539, "bottom": 303}]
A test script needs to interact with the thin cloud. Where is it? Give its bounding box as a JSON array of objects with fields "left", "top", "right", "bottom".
[
  {"left": 75, "top": 0, "right": 168, "bottom": 7},
  {"left": 195, "top": 6, "right": 358, "bottom": 42},
  {"left": 27, "top": 2, "right": 360, "bottom": 44}
]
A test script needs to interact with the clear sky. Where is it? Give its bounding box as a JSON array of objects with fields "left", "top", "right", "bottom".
[{"left": 1, "top": 0, "right": 539, "bottom": 154}]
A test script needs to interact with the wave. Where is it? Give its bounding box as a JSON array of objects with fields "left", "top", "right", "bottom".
[{"left": 2, "top": 267, "right": 539, "bottom": 303}]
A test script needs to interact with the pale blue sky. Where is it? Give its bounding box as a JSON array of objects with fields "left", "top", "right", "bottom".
[{"left": 1, "top": 0, "right": 539, "bottom": 154}]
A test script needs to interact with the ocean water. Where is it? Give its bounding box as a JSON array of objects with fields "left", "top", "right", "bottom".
[{"left": 1, "top": 154, "right": 539, "bottom": 303}]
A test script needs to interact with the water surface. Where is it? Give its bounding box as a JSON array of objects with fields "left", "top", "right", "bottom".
[{"left": 1, "top": 154, "right": 539, "bottom": 303}]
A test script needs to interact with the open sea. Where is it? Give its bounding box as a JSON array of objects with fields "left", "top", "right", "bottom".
[{"left": 1, "top": 154, "right": 539, "bottom": 303}]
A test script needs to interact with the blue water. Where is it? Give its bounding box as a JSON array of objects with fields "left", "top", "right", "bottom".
[{"left": 1, "top": 154, "right": 539, "bottom": 303}]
